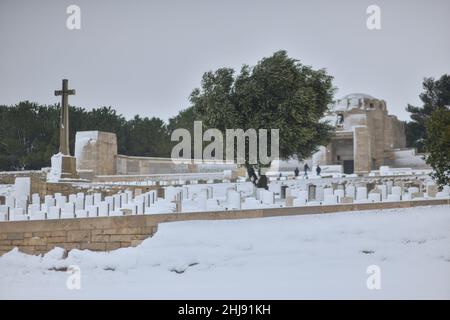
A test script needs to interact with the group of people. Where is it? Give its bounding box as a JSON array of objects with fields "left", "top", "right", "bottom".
[
  {"left": 247, "top": 163, "right": 321, "bottom": 186},
  {"left": 294, "top": 163, "right": 321, "bottom": 179}
]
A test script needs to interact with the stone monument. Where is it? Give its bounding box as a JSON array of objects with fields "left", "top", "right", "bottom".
[{"left": 48, "top": 79, "right": 79, "bottom": 181}]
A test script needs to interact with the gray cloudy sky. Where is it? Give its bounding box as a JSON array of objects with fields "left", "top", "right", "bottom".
[{"left": 1, "top": 0, "right": 449, "bottom": 121}]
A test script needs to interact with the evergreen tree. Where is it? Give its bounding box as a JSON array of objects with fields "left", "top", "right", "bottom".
[
  {"left": 406, "top": 74, "right": 450, "bottom": 152},
  {"left": 425, "top": 108, "right": 450, "bottom": 188},
  {"left": 190, "top": 50, "right": 335, "bottom": 177}
]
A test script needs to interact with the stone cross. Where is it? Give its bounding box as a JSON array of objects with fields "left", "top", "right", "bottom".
[{"left": 54, "top": 79, "right": 75, "bottom": 155}]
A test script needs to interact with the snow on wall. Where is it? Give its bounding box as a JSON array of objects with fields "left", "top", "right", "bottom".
[
  {"left": 74, "top": 131, "right": 99, "bottom": 160},
  {"left": 391, "top": 149, "right": 430, "bottom": 168}
]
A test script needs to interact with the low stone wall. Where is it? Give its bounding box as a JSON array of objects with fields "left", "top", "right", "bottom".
[
  {"left": 115, "top": 155, "right": 237, "bottom": 175},
  {"left": 0, "top": 215, "right": 158, "bottom": 256},
  {"left": 0, "top": 170, "right": 47, "bottom": 195},
  {"left": 0, "top": 198, "right": 448, "bottom": 256}
]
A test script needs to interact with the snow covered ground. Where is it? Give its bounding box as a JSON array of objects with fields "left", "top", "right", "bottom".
[{"left": 0, "top": 205, "right": 449, "bottom": 299}]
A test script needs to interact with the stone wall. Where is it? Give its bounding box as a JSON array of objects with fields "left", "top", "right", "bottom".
[
  {"left": 0, "top": 171, "right": 47, "bottom": 196},
  {"left": 1, "top": 198, "right": 448, "bottom": 256},
  {"left": 116, "top": 155, "right": 236, "bottom": 175},
  {"left": 116, "top": 155, "right": 195, "bottom": 175},
  {"left": 0, "top": 215, "right": 158, "bottom": 256}
]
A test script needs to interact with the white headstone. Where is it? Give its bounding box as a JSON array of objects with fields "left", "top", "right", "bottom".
[
  {"left": 48, "top": 206, "right": 61, "bottom": 219},
  {"left": 262, "top": 190, "right": 275, "bottom": 205},
  {"left": 30, "top": 212, "right": 46, "bottom": 220},
  {"left": 75, "top": 194, "right": 85, "bottom": 210},
  {"left": 377, "top": 185, "right": 387, "bottom": 200},
  {"left": 10, "top": 208, "right": 28, "bottom": 221},
  {"left": 14, "top": 177, "right": 31, "bottom": 200},
  {"left": 227, "top": 190, "right": 241, "bottom": 210},
  {"left": 368, "top": 192, "right": 381, "bottom": 202},
  {"left": 386, "top": 181, "right": 393, "bottom": 194},
  {"left": 29, "top": 203, "right": 40, "bottom": 215},
  {"left": 356, "top": 187, "right": 367, "bottom": 200},
  {"left": 205, "top": 199, "right": 220, "bottom": 211},
  {"left": 0, "top": 205, "right": 10, "bottom": 221},
  {"left": 44, "top": 195, "right": 55, "bottom": 211},
  {"left": 68, "top": 194, "right": 77, "bottom": 204},
  {"left": 345, "top": 185, "right": 356, "bottom": 199},
  {"left": 16, "top": 198, "right": 28, "bottom": 211},
  {"left": 113, "top": 194, "right": 122, "bottom": 210},
  {"left": 323, "top": 187, "right": 334, "bottom": 198},
  {"left": 5, "top": 196, "right": 15, "bottom": 208},
  {"left": 87, "top": 205, "right": 99, "bottom": 217},
  {"left": 251, "top": 188, "right": 262, "bottom": 200},
  {"left": 136, "top": 200, "right": 144, "bottom": 214},
  {"left": 56, "top": 195, "right": 67, "bottom": 208},
  {"left": 408, "top": 187, "right": 419, "bottom": 194},
  {"left": 442, "top": 186, "right": 450, "bottom": 195},
  {"left": 402, "top": 192, "right": 412, "bottom": 200},
  {"left": 94, "top": 193, "right": 102, "bottom": 205},
  {"left": 61, "top": 202, "right": 75, "bottom": 218},
  {"left": 31, "top": 193, "right": 40, "bottom": 205},
  {"left": 75, "top": 209, "right": 88, "bottom": 218},
  {"left": 242, "top": 197, "right": 261, "bottom": 209},
  {"left": 98, "top": 202, "right": 109, "bottom": 216},
  {"left": 125, "top": 190, "right": 133, "bottom": 202},
  {"left": 391, "top": 186, "right": 402, "bottom": 196},
  {"left": 436, "top": 191, "right": 449, "bottom": 198},
  {"left": 85, "top": 194, "right": 94, "bottom": 207},
  {"left": 324, "top": 194, "right": 338, "bottom": 204},
  {"left": 293, "top": 197, "right": 307, "bottom": 206},
  {"left": 296, "top": 190, "right": 308, "bottom": 205},
  {"left": 334, "top": 189, "right": 345, "bottom": 202},
  {"left": 119, "top": 193, "right": 128, "bottom": 206},
  {"left": 105, "top": 196, "right": 114, "bottom": 211},
  {"left": 387, "top": 194, "right": 401, "bottom": 202}
]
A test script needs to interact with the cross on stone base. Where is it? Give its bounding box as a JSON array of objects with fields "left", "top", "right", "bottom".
[
  {"left": 48, "top": 79, "right": 79, "bottom": 181},
  {"left": 55, "top": 79, "right": 76, "bottom": 155}
]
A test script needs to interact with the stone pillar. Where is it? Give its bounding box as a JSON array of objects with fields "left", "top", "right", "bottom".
[
  {"left": 353, "top": 126, "right": 371, "bottom": 173},
  {"left": 75, "top": 131, "right": 118, "bottom": 176}
]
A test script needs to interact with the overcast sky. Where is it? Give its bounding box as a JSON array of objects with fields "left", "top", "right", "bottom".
[{"left": 1, "top": 0, "right": 449, "bottom": 121}]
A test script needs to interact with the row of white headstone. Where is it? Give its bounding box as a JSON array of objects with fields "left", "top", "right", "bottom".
[
  {"left": 161, "top": 181, "right": 450, "bottom": 213},
  {"left": 284, "top": 183, "right": 450, "bottom": 206},
  {"left": 0, "top": 189, "right": 158, "bottom": 222},
  {"left": 163, "top": 183, "right": 259, "bottom": 212}
]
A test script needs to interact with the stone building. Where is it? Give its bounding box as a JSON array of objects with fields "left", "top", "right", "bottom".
[{"left": 312, "top": 93, "right": 427, "bottom": 173}]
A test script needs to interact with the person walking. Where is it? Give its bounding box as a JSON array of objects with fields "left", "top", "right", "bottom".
[
  {"left": 303, "top": 163, "right": 310, "bottom": 178},
  {"left": 316, "top": 165, "right": 321, "bottom": 176}
]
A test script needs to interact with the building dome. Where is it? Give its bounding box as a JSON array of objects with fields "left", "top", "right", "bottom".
[
  {"left": 332, "top": 93, "right": 378, "bottom": 112},
  {"left": 340, "top": 93, "right": 376, "bottom": 100}
]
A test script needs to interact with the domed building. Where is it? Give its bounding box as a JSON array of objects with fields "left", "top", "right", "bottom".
[{"left": 312, "top": 93, "right": 427, "bottom": 173}]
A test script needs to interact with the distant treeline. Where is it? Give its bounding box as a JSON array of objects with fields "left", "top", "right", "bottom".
[{"left": 0, "top": 101, "right": 187, "bottom": 170}]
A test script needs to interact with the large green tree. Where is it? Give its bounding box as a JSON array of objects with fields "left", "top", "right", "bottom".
[
  {"left": 406, "top": 74, "right": 450, "bottom": 152},
  {"left": 190, "top": 50, "right": 335, "bottom": 173},
  {"left": 425, "top": 108, "right": 450, "bottom": 188}
]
